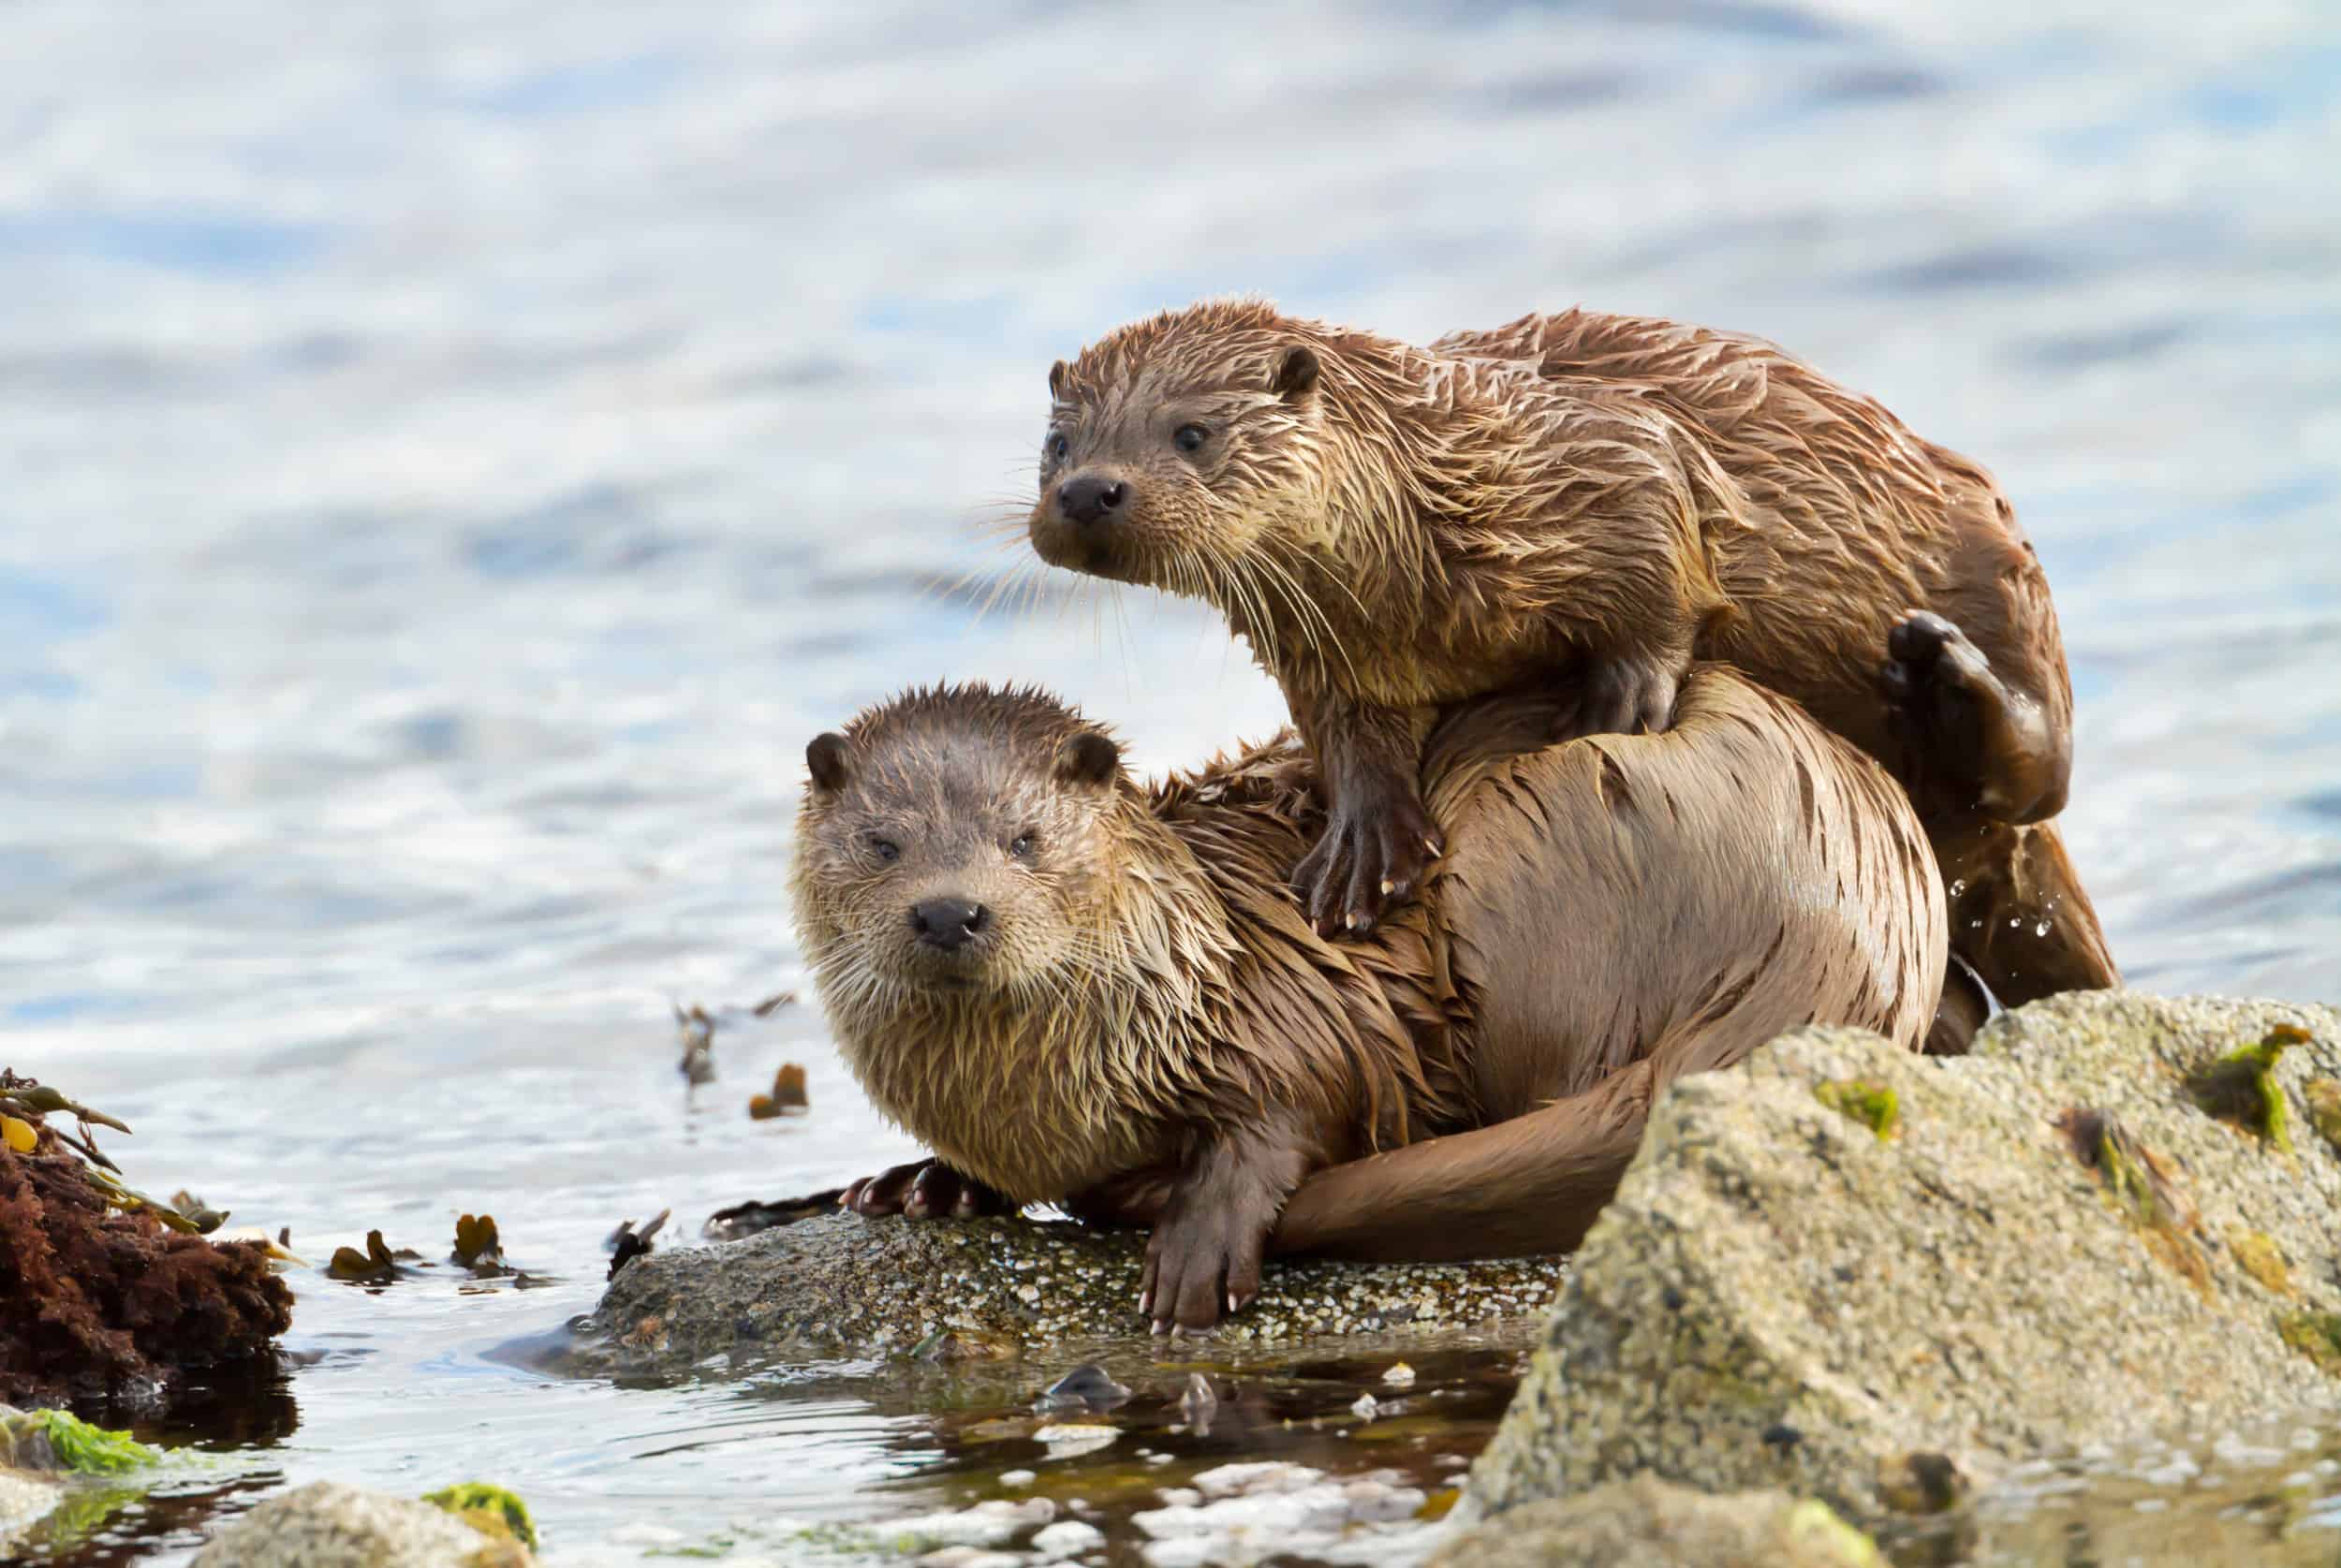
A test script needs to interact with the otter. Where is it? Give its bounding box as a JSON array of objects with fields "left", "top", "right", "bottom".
[
  {"left": 1024, "top": 300, "right": 2116, "bottom": 1015},
  {"left": 793, "top": 670, "right": 1945, "bottom": 1331}
]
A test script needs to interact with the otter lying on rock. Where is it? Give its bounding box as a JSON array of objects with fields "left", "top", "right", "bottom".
[
  {"left": 792, "top": 672, "right": 1944, "bottom": 1331},
  {"left": 1026, "top": 300, "right": 2115, "bottom": 1019}
]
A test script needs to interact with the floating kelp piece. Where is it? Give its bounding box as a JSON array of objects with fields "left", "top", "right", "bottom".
[
  {"left": 452, "top": 1212, "right": 511, "bottom": 1276},
  {"left": 675, "top": 1004, "right": 718, "bottom": 1084},
  {"left": 327, "top": 1229, "right": 411, "bottom": 1284},
  {"left": 749, "top": 1063, "right": 810, "bottom": 1120},
  {"left": 169, "top": 1189, "right": 230, "bottom": 1235},
  {"left": 607, "top": 1209, "right": 670, "bottom": 1281}
]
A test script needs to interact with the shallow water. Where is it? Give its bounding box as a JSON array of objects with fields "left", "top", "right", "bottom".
[{"left": 3, "top": 0, "right": 2336, "bottom": 1561}]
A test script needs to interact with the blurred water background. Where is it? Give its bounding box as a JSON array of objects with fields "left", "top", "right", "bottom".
[{"left": 2, "top": 1, "right": 2335, "bottom": 1561}]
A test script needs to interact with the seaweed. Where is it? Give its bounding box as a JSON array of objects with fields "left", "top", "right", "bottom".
[
  {"left": 2275, "top": 1312, "right": 2341, "bottom": 1378},
  {"left": 1814, "top": 1079, "right": 1899, "bottom": 1140},
  {"left": 749, "top": 1063, "right": 809, "bottom": 1120},
  {"left": 2188, "top": 1023, "right": 2309, "bottom": 1150},
  {"left": 2054, "top": 1107, "right": 2210, "bottom": 1293},
  {"left": 423, "top": 1481, "right": 539, "bottom": 1549},
  {"left": 0, "top": 1071, "right": 291, "bottom": 1406}
]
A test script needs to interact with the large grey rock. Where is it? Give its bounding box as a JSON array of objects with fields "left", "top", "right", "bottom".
[
  {"left": 191, "top": 1481, "right": 531, "bottom": 1567},
  {"left": 1433, "top": 1475, "right": 1882, "bottom": 1568},
  {"left": 578, "top": 1209, "right": 1566, "bottom": 1372},
  {"left": 1467, "top": 992, "right": 2341, "bottom": 1522}
]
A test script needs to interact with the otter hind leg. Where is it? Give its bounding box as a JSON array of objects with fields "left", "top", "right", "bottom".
[
  {"left": 1882, "top": 608, "right": 2069, "bottom": 826},
  {"left": 1936, "top": 818, "right": 2121, "bottom": 1007}
]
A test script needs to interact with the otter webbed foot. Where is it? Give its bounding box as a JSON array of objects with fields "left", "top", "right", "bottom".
[
  {"left": 1553, "top": 650, "right": 1683, "bottom": 741},
  {"left": 1140, "top": 1133, "right": 1306, "bottom": 1333},
  {"left": 1292, "top": 775, "right": 1442, "bottom": 939},
  {"left": 840, "top": 1159, "right": 1014, "bottom": 1221},
  {"left": 1881, "top": 608, "right": 2068, "bottom": 823},
  {"left": 1141, "top": 1194, "right": 1275, "bottom": 1335}
]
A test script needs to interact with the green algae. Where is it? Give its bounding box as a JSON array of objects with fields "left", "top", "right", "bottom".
[
  {"left": 1813, "top": 1079, "right": 1899, "bottom": 1140},
  {"left": 423, "top": 1480, "right": 538, "bottom": 1549},
  {"left": 2189, "top": 1023, "right": 2309, "bottom": 1151},
  {"left": 2275, "top": 1312, "right": 2341, "bottom": 1378},
  {"left": 29, "top": 1410, "right": 159, "bottom": 1474},
  {"left": 2304, "top": 1078, "right": 2341, "bottom": 1156},
  {"left": 1785, "top": 1498, "right": 1884, "bottom": 1564}
]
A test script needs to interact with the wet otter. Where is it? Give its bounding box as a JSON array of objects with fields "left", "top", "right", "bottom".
[
  {"left": 1026, "top": 300, "right": 2116, "bottom": 1013},
  {"left": 794, "top": 671, "right": 1945, "bottom": 1330}
]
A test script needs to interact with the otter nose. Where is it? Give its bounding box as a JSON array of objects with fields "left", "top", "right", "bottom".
[
  {"left": 909, "top": 897, "right": 989, "bottom": 951},
  {"left": 1056, "top": 474, "right": 1127, "bottom": 527}
]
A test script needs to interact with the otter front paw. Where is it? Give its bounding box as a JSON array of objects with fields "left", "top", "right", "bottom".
[
  {"left": 1292, "top": 783, "right": 1442, "bottom": 939},
  {"left": 839, "top": 1159, "right": 1014, "bottom": 1221},
  {"left": 1141, "top": 1195, "right": 1275, "bottom": 1334}
]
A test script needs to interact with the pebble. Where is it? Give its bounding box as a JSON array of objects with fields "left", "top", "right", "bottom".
[
  {"left": 1033, "top": 1424, "right": 1120, "bottom": 1458},
  {"left": 1031, "top": 1520, "right": 1108, "bottom": 1560},
  {"left": 999, "top": 1470, "right": 1038, "bottom": 1487}
]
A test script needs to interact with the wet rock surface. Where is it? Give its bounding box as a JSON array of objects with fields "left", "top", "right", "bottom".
[
  {"left": 573, "top": 1209, "right": 1566, "bottom": 1373},
  {"left": 190, "top": 1480, "right": 533, "bottom": 1567},
  {"left": 1467, "top": 992, "right": 2341, "bottom": 1523},
  {"left": 1433, "top": 1474, "right": 1880, "bottom": 1568}
]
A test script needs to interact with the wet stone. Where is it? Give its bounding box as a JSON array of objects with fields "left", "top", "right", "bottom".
[
  {"left": 1468, "top": 992, "right": 2341, "bottom": 1523},
  {"left": 571, "top": 1209, "right": 1566, "bottom": 1374}
]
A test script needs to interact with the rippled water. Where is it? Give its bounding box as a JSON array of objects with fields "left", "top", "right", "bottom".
[{"left": 4, "top": 1, "right": 2336, "bottom": 1561}]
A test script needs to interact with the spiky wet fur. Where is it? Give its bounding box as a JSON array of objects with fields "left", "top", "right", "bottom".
[
  {"left": 790, "top": 683, "right": 1459, "bottom": 1206},
  {"left": 1033, "top": 298, "right": 2117, "bottom": 1005}
]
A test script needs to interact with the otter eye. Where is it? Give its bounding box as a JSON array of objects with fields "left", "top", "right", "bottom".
[
  {"left": 1173, "top": 424, "right": 1208, "bottom": 454},
  {"left": 1045, "top": 431, "right": 1069, "bottom": 464},
  {"left": 1009, "top": 833, "right": 1037, "bottom": 859},
  {"left": 866, "top": 835, "right": 900, "bottom": 864}
]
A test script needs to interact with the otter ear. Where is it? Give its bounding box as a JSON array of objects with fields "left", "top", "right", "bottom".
[
  {"left": 1048, "top": 359, "right": 1069, "bottom": 401},
  {"left": 1054, "top": 731, "right": 1122, "bottom": 789},
  {"left": 805, "top": 732, "right": 852, "bottom": 795},
  {"left": 1271, "top": 344, "right": 1319, "bottom": 403}
]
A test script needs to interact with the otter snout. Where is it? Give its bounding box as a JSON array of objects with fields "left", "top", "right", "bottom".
[
  {"left": 1055, "top": 471, "right": 1129, "bottom": 528},
  {"left": 909, "top": 896, "right": 989, "bottom": 952}
]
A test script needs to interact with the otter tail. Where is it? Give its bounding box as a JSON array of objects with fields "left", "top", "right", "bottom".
[{"left": 1267, "top": 1060, "right": 1657, "bottom": 1264}]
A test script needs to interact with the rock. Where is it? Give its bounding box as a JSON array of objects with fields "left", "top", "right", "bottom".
[
  {"left": 1434, "top": 1475, "right": 1880, "bottom": 1567},
  {"left": 573, "top": 1209, "right": 1565, "bottom": 1372},
  {"left": 191, "top": 1480, "right": 534, "bottom": 1566},
  {"left": 1467, "top": 993, "right": 2341, "bottom": 1521}
]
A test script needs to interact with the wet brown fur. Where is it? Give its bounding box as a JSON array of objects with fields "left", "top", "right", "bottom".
[
  {"left": 1029, "top": 300, "right": 2116, "bottom": 1009},
  {"left": 794, "top": 669, "right": 1945, "bottom": 1326}
]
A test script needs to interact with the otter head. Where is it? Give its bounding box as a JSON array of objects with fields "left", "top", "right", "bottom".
[
  {"left": 792, "top": 684, "right": 1130, "bottom": 1005},
  {"left": 1028, "top": 300, "right": 1332, "bottom": 606}
]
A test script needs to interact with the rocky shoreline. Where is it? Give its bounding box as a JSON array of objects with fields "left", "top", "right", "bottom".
[
  {"left": 12, "top": 991, "right": 2337, "bottom": 1564},
  {"left": 556, "top": 990, "right": 2341, "bottom": 1566}
]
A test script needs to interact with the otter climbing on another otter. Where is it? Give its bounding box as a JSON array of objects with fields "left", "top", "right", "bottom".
[
  {"left": 795, "top": 672, "right": 1945, "bottom": 1331},
  {"left": 1025, "top": 300, "right": 2115, "bottom": 1014}
]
